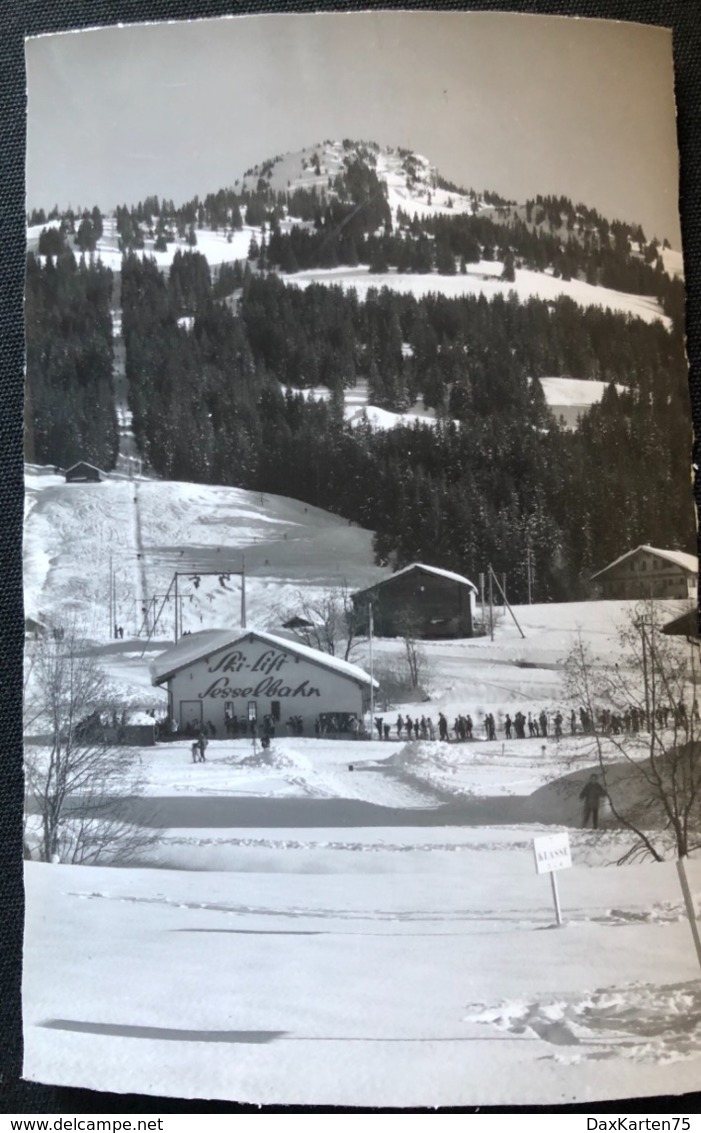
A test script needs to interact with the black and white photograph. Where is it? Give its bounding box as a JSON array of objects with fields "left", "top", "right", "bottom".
[{"left": 21, "top": 9, "right": 701, "bottom": 1107}]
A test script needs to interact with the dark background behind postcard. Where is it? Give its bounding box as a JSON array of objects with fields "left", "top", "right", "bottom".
[{"left": 2, "top": 0, "right": 700, "bottom": 1115}]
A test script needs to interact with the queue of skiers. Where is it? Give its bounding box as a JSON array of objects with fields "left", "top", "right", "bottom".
[{"left": 367, "top": 701, "right": 697, "bottom": 744}]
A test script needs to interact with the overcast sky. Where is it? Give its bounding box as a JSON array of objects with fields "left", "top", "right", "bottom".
[{"left": 26, "top": 11, "right": 682, "bottom": 245}]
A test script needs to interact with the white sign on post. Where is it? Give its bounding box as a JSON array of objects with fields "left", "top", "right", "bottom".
[
  {"left": 533, "top": 832, "right": 572, "bottom": 926},
  {"left": 533, "top": 832, "right": 572, "bottom": 875}
]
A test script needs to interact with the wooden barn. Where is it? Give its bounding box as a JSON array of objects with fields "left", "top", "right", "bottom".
[
  {"left": 64, "top": 461, "right": 103, "bottom": 483},
  {"left": 590, "top": 546, "right": 698, "bottom": 601},
  {"left": 352, "top": 563, "right": 477, "bottom": 639}
]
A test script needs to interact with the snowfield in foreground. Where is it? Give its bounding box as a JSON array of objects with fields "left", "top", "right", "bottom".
[
  {"left": 23, "top": 825, "right": 701, "bottom": 1106},
  {"left": 23, "top": 731, "right": 701, "bottom": 1105}
]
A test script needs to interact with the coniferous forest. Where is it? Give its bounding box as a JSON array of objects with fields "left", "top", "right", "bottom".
[
  {"left": 25, "top": 251, "right": 118, "bottom": 469},
  {"left": 25, "top": 145, "right": 695, "bottom": 603},
  {"left": 117, "top": 250, "right": 692, "bottom": 603}
]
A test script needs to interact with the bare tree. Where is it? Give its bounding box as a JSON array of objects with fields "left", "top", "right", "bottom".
[
  {"left": 564, "top": 601, "right": 701, "bottom": 862},
  {"left": 403, "top": 632, "right": 428, "bottom": 691},
  {"left": 274, "top": 585, "right": 364, "bottom": 662},
  {"left": 24, "top": 634, "right": 159, "bottom": 865}
]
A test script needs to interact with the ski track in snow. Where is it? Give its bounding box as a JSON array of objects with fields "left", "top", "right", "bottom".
[{"left": 68, "top": 887, "right": 692, "bottom": 931}]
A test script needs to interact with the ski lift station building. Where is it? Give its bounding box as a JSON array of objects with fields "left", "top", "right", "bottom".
[
  {"left": 352, "top": 563, "right": 477, "bottom": 639},
  {"left": 590, "top": 546, "right": 698, "bottom": 601},
  {"left": 150, "top": 627, "right": 377, "bottom": 736}
]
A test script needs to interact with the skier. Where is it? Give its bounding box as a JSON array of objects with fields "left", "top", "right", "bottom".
[{"left": 579, "top": 773, "right": 606, "bottom": 829}]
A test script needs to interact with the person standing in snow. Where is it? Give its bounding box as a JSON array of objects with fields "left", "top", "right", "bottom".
[
  {"left": 427, "top": 717, "right": 436, "bottom": 741},
  {"left": 504, "top": 714, "right": 512, "bottom": 739},
  {"left": 197, "top": 731, "right": 208, "bottom": 762},
  {"left": 396, "top": 714, "right": 404, "bottom": 738},
  {"left": 579, "top": 773, "right": 607, "bottom": 829},
  {"left": 438, "top": 713, "right": 448, "bottom": 742}
]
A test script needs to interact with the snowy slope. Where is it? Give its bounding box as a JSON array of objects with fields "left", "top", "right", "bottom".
[
  {"left": 282, "top": 263, "right": 670, "bottom": 328},
  {"left": 23, "top": 467, "right": 387, "bottom": 650}
]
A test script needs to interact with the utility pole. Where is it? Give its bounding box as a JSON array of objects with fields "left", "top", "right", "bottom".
[
  {"left": 241, "top": 555, "right": 247, "bottom": 628},
  {"left": 488, "top": 564, "right": 494, "bottom": 642},
  {"left": 108, "top": 554, "right": 113, "bottom": 639},
  {"left": 526, "top": 542, "right": 534, "bottom": 605},
  {"left": 479, "top": 572, "right": 485, "bottom": 634},
  {"left": 489, "top": 565, "right": 526, "bottom": 639},
  {"left": 640, "top": 616, "right": 651, "bottom": 732},
  {"left": 110, "top": 556, "right": 117, "bottom": 638},
  {"left": 368, "top": 601, "right": 374, "bottom": 733}
]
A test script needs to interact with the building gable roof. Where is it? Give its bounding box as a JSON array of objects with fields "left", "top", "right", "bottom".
[
  {"left": 150, "top": 627, "right": 377, "bottom": 688},
  {"left": 591, "top": 545, "right": 698, "bottom": 581},
  {"left": 662, "top": 608, "right": 699, "bottom": 639},
  {"left": 65, "top": 461, "right": 103, "bottom": 476},
  {"left": 354, "top": 562, "right": 477, "bottom": 598}
]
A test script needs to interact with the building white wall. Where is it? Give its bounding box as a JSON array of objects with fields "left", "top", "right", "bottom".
[{"left": 165, "top": 636, "right": 367, "bottom": 737}]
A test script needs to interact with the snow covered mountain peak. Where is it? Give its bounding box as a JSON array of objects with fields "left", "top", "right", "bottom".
[{"left": 239, "top": 139, "right": 492, "bottom": 223}]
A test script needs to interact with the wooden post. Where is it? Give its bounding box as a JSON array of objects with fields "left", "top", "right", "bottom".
[{"left": 550, "top": 871, "right": 563, "bottom": 927}]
